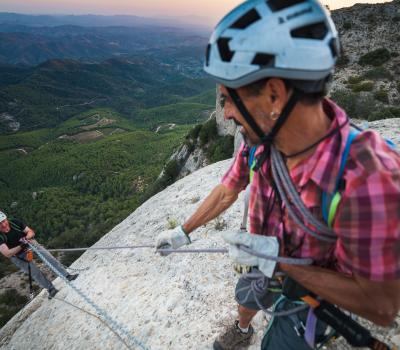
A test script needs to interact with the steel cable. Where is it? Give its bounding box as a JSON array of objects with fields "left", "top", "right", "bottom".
[{"left": 28, "top": 242, "right": 150, "bottom": 350}]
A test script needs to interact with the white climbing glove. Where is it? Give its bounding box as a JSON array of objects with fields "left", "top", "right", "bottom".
[
  {"left": 222, "top": 231, "right": 279, "bottom": 278},
  {"left": 156, "top": 225, "right": 191, "bottom": 256}
]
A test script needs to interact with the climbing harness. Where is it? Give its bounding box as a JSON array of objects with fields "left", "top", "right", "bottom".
[
  {"left": 27, "top": 261, "right": 34, "bottom": 300},
  {"left": 25, "top": 249, "right": 34, "bottom": 300},
  {"left": 25, "top": 240, "right": 150, "bottom": 350},
  {"left": 282, "top": 277, "right": 396, "bottom": 350},
  {"left": 25, "top": 249, "right": 33, "bottom": 262}
]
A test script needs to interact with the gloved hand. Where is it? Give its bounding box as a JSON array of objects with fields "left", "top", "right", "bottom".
[
  {"left": 156, "top": 225, "right": 191, "bottom": 256},
  {"left": 19, "top": 238, "right": 29, "bottom": 251},
  {"left": 222, "top": 231, "right": 279, "bottom": 278},
  {"left": 19, "top": 243, "right": 29, "bottom": 251}
]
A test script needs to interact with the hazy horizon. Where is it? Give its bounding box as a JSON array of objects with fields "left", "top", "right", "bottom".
[{"left": 0, "top": 0, "right": 393, "bottom": 24}]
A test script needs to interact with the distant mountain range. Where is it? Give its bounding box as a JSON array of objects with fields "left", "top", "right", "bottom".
[
  {"left": 0, "top": 12, "right": 215, "bottom": 131},
  {"left": 0, "top": 20, "right": 209, "bottom": 66},
  {"left": 0, "top": 12, "right": 211, "bottom": 30}
]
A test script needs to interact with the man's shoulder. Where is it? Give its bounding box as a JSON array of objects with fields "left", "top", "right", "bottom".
[{"left": 348, "top": 130, "right": 399, "bottom": 178}]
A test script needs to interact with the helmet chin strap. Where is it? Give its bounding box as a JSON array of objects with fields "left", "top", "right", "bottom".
[
  {"left": 227, "top": 88, "right": 266, "bottom": 141},
  {"left": 227, "top": 87, "right": 303, "bottom": 148}
]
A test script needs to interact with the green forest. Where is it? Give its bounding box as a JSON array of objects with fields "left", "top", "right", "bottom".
[
  {"left": 0, "top": 59, "right": 215, "bottom": 132},
  {"left": 0, "top": 108, "right": 192, "bottom": 268}
]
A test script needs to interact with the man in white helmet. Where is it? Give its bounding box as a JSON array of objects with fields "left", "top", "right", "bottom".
[
  {"left": 156, "top": 0, "right": 400, "bottom": 349},
  {"left": 0, "top": 211, "right": 78, "bottom": 299}
]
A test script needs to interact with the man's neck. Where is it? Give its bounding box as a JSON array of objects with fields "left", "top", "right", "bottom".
[{"left": 274, "top": 101, "right": 332, "bottom": 170}]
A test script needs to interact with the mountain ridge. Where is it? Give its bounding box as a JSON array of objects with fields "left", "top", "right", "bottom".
[
  {"left": 0, "top": 24, "right": 208, "bottom": 66},
  {"left": 0, "top": 12, "right": 211, "bottom": 30}
]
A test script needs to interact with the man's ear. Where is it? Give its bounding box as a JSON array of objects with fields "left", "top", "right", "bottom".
[{"left": 266, "top": 78, "right": 290, "bottom": 111}]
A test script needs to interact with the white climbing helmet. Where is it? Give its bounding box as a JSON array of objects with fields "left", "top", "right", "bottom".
[
  {"left": 204, "top": 0, "right": 340, "bottom": 92},
  {"left": 0, "top": 211, "right": 7, "bottom": 222}
]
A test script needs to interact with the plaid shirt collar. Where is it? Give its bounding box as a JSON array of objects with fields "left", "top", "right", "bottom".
[
  {"left": 296, "top": 99, "right": 351, "bottom": 194},
  {"left": 254, "top": 98, "right": 351, "bottom": 194}
]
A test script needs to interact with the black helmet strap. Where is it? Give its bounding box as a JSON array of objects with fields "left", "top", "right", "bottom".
[
  {"left": 227, "top": 87, "right": 265, "bottom": 141},
  {"left": 267, "top": 88, "right": 303, "bottom": 142},
  {"left": 226, "top": 87, "right": 303, "bottom": 146}
]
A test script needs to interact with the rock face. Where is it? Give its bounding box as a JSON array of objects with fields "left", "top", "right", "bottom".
[
  {"left": 1, "top": 119, "right": 399, "bottom": 350},
  {"left": 215, "top": 88, "right": 236, "bottom": 138},
  {"left": 178, "top": 146, "right": 209, "bottom": 178},
  {"left": 329, "top": 1, "right": 400, "bottom": 119},
  {"left": 215, "top": 81, "right": 244, "bottom": 156}
]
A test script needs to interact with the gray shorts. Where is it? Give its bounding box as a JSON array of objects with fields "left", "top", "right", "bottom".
[
  {"left": 235, "top": 270, "right": 329, "bottom": 350},
  {"left": 234, "top": 267, "right": 281, "bottom": 311}
]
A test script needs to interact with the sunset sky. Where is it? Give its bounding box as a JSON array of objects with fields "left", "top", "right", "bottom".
[{"left": 0, "top": 0, "right": 393, "bottom": 23}]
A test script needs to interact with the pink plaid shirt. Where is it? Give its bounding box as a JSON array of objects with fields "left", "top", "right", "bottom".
[{"left": 222, "top": 99, "right": 400, "bottom": 281}]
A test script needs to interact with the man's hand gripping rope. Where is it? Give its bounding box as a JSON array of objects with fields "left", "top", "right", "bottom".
[
  {"left": 155, "top": 226, "right": 191, "bottom": 256},
  {"left": 222, "top": 231, "right": 280, "bottom": 278}
]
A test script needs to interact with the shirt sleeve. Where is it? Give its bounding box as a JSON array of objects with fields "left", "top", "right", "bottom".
[
  {"left": 221, "top": 142, "right": 250, "bottom": 192},
  {"left": 334, "top": 149, "right": 400, "bottom": 281}
]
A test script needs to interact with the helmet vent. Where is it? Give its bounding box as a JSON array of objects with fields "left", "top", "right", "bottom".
[
  {"left": 291, "top": 22, "right": 328, "bottom": 40},
  {"left": 217, "top": 38, "right": 235, "bottom": 62},
  {"left": 268, "top": 0, "right": 307, "bottom": 12},
  {"left": 329, "top": 38, "right": 338, "bottom": 58},
  {"left": 205, "top": 44, "right": 211, "bottom": 66},
  {"left": 230, "top": 9, "right": 261, "bottom": 29},
  {"left": 252, "top": 53, "right": 275, "bottom": 67}
]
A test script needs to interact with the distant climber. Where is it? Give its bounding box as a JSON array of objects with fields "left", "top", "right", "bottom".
[
  {"left": 0, "top": 210, "right": 78, "bottom": 299},
  {"left": 156, "top": 0, "right": 400, "bottom": 349}
]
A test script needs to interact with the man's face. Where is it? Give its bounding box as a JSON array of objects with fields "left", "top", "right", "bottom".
[
  {"left": 0, "top": 219, "right": 10, "bottom": 233},
  {"left": 219, "top": 84, "right": 276, "bottom": 147}
]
